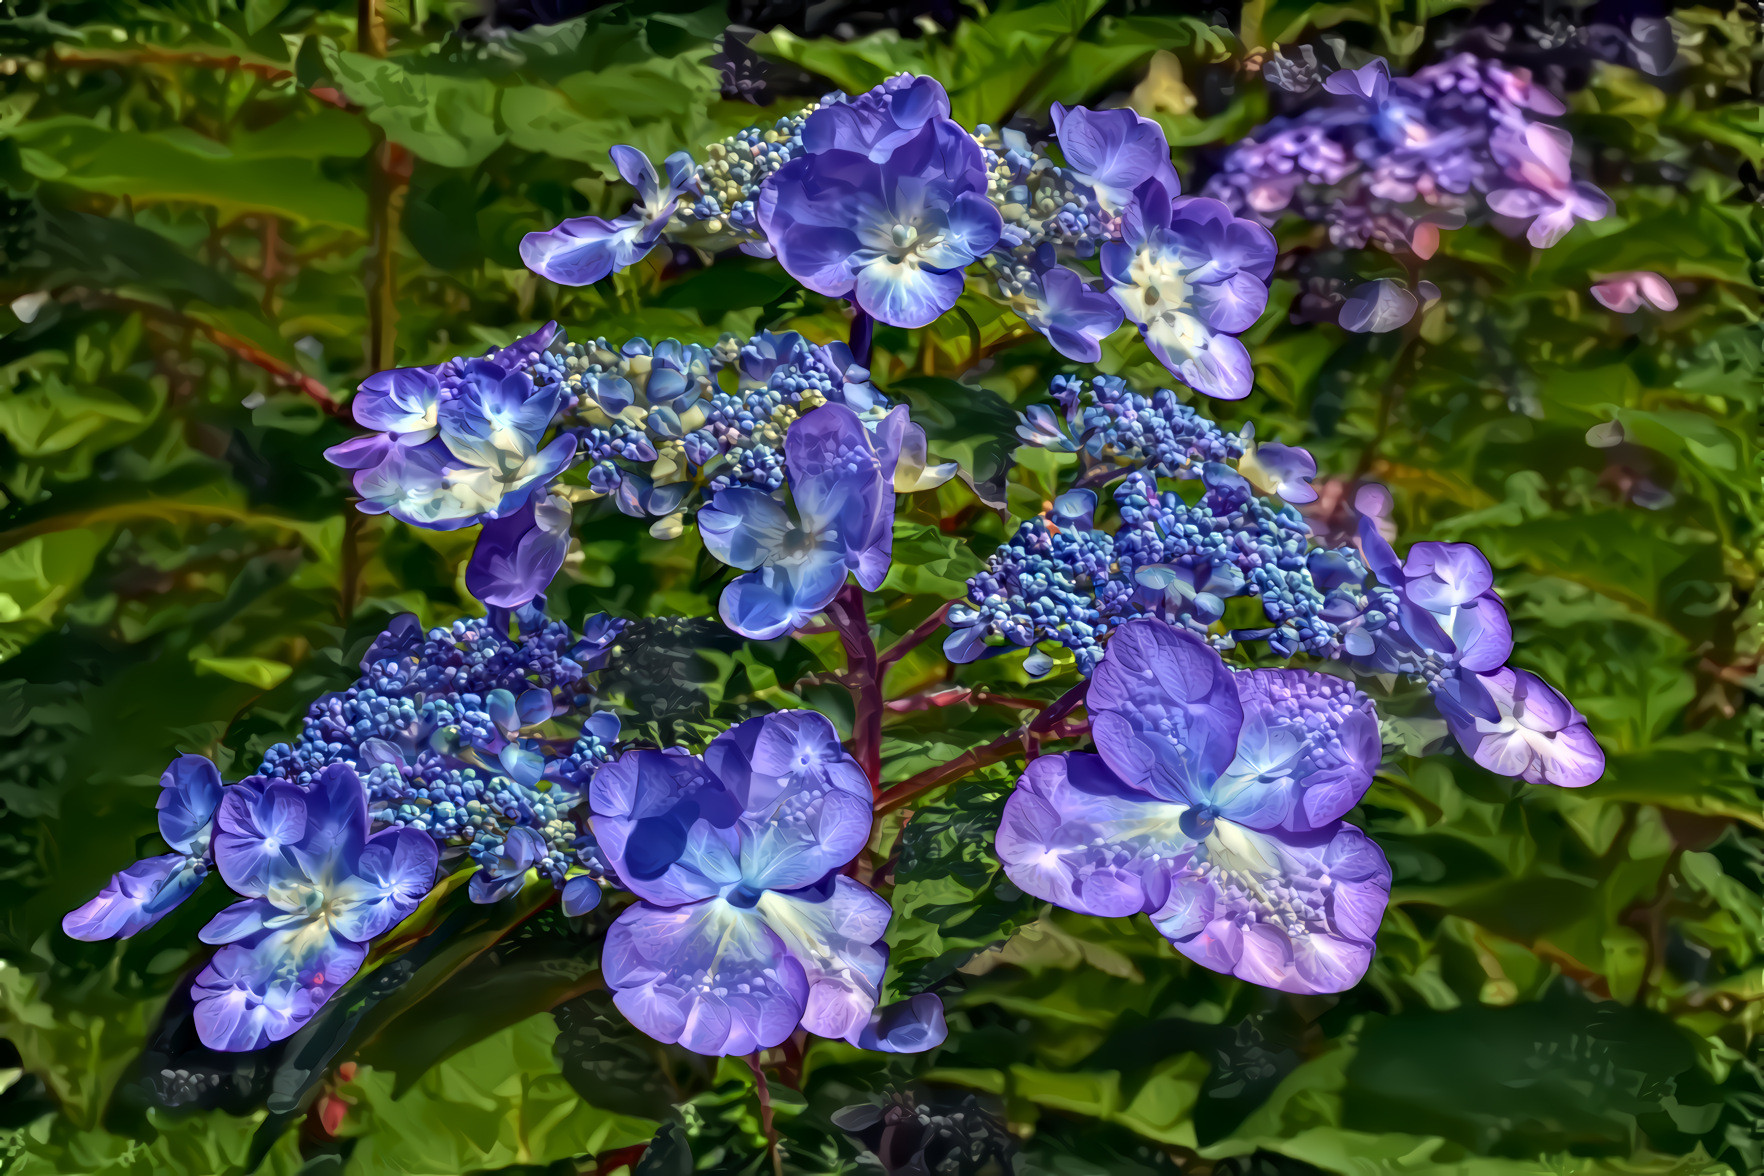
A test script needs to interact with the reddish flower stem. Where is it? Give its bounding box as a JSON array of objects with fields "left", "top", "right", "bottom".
[
  {"left": 828, "top": 583, "right": 884, "bottom": 795},
  {"left": 873, "top": 682, "right": 1088, "bottom": 816},
  {"left": 877, "top": 601, "right": 950, "bottom": 673}
]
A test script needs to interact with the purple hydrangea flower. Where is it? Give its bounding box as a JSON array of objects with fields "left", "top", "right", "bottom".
[
  {"left": 698, "top": 403, "right": 903, "bottom": 640},
  {"left": 592, "top": 710, "right": 942, "bottom": 1054},
  {"left": 1006, "top": 254, "right": 1125, "bottom": 364},
  {"left": 1347, "top": 510, "right": 1512, "bottom": 676},
  {"left": 759, "top": 112, "right": 1002, "bottom": 328},
  {"left": 1102, "top": 196, "right": 1275, "bottom": 399},
  {"left": 465, "top": 487, "right": 573, "bottom": 608},
  {"left": 1237, "top": 435, "right": 1319, "bottom": 504},
  {"left": 193, "top": 764, "right": 437, "bottom": 1050},
  {"left": 996, "top": 619, "right": 1390, "bottom": 994},
  {"left": 521, "top": 146, "right": 696, "bottom": 285},
  {"left": 63, "top": 755, "right": 223, "bottom": 941},
  {"left": 1434, "top": 666, "right": 1605, "bottom": 788}
]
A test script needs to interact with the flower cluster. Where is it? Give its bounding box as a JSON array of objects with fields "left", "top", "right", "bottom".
[
  {"left": 324, "top": 324, "right": 574, "bottom": 533},
  {"left": 326, "top": 326, "right": 948, "bottom": 612},
  {"left": 518, "top": 75, "right": 1276, "bottom": 398},
  {"left": 1205, "top": 54, "right": 1609, "bottom": 257},
  {"left": 529, "top": 329, "right": 882, "bottom": 531},
  {"left": 257, "top": 608, "right": 627, "bottom": 912}
]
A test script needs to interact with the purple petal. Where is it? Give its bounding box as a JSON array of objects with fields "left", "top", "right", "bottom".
[
  {"left": 604, "top": 899, "right": 808, "bottom": 1055},
  {"left": 1400, "top": 542, "right": 1493, "bottom": 611},
  {"left": 1221, "top": 669, "right": 1380, "bottom": 833},
  {"left": 1339, "top": 280, "right": 1418, "bottom": 334},
  {"left": 465, "top": 491, "right": 572, "bottom": 609},
  {"left": 760, "top": 877, "right": 890, "bottom": 1042},
  {"left": 214, "top": 780, "right": 306, "bottom": 898},
  {"left": 158, "top": 754, "right": 223, "bottom": 854},
  {"left": 590, "top": 750, "right": 742, "bottom": 906},
  {"left": 329, "top": 826, "right": 438, "bottom": 941},
  {"left": 63, "top": 853, "right": 205, "bottom": 941},
  {"left": 1438, "top": 667, "right": 1604, "bottom": 788},
  {"left": 192, "top": 929, "right": 365, "bottom": 1051},
  {"left": 854, "top": 261, "right": 965, "bottom": 329},
  {"left": 997, "top": 752, "right": 1192, "bottom": 917},
  {"left": 1151, "top": 820, "right": 1390, "bottom": 994},
  {"left": 289, "top": 764, "right": 369, "bottom": 878},
  {"left": 562, "top": 875, "right": 602, "bottom": 916},
  {"left": 519, "top": 212, "right": 659, "bottom": 286},
  {"left": 199, "top": 897, "right": 275, "bottom": 945},
  {"left": 1087, "top": 619, "right": 1244, "bottom": 805},
  {"left": 848, "top": 992, "right": 947, "bottom": 1053},
  {"left": 718, "top": 551, "right": 850, "bottom": 641},
  {"left": 1050, "top": 103, "right": 1181, "bottom": 210},
  {"left": 697, "top": 487, "right": 793, "bottom": 571}
]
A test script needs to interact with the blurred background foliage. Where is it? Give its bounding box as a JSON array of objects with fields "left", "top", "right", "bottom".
[{"left": 0, "top": 0, "right": 1759, "bottom": 1173}]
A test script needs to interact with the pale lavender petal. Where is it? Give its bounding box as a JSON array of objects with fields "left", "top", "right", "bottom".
[
  {"left": 1339, "top": 280, "right": 1418, "bottom": 333},
  {"left": 1438, "top": 667, "right": 1604, "bottom": 788},
  {"left": 191, "top": 929, "right": 365, "bottom": 1051},
  {"left": 604, "top": 899, "right": 808, "bottom": 1056},
  {"left": 996, "top": 752, "right": 1193, "bottom": 917},
  {"left": 758, "top": 877, "right": 890, "bottom": 1042},
  {"left": 63, "top": 853, "right": 204, "bottom": 941},
  {"left": 1401, "top": 542, "right": 1494, "bottom": 611},
  {"left": 1151, "top": 820, "right": 1390, "bottom": 994}
]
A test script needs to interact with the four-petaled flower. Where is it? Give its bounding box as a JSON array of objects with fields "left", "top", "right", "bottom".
[
  {"left": 698, "top": 403, "right": 903, "bottom": 640},
  {"left": 63, "top": 755, "right": 223, "bottom": 941},
  {"left": 192, "top": 765, "right": 438, "bottom": 1051},
  {"left": 592, "top": 710, "right": 943, "bottom": 1055},
  {"left": 761, "top": 100, "right": 1002, "bottom": 328},
  {"left": 996, "top": 619, "right": 1391, "bottom": 994},
  {"left": 1102, "top": 196, "right": 1276, "bottom": 399}
]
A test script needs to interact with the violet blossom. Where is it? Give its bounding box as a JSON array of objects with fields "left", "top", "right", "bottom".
[
  {"left": 63, "top": 755, "right": 223, "bottom": 941},
  {"left": 593, "top": 710, "right": 944, "bottom": 1055},
  {"left": 697, "top": 403, "right": 902, "bottom": 640},
  {"left": 1101, "top": 195, "right": 1276, "bottom": 399},
  {"left": 996, "top": 619, "right": 1390, "bottom": 993},
  {"left": 193, "top": 765, "right": 437, "bottom": 1050},
  {"left": 759, "top": 93, "right": 1002, "bottom": 328}
]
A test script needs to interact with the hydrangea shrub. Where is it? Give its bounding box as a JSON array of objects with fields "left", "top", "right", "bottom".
[{"left": 9, "top": 3, "right": 1760, "bottom": 1174}]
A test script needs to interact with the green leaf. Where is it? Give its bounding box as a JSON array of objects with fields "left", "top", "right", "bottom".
[
  {"left": 881, "top": 520, "right": 985, "bottom": 599},
  {"left": 320, "top": 47, "right": 504, "bottom": 168},
  {"left": 884, "top": 774, "right": 1042, "bottom": 997},
  {"left": 193, "top": 656, "right": 293, "bottom": 690}
]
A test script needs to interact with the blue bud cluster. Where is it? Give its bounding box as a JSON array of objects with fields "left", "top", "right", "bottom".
[
  {"left": 258, "top": 609, "right": 627, "bottom": 895},
  {"left": 1024, "top": 375, "right": 1250, "bottom": 478},
  {"left": 951, "top": 388, "right": 1399, "bottom": 675},
  {"left": 682, "top": 93, "right": 847, "bottom": 242}
]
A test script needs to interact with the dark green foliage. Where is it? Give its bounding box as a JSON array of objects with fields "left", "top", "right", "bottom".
[{"left": 0, "top": 0, "right": 1759, "bottom": 1173}]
